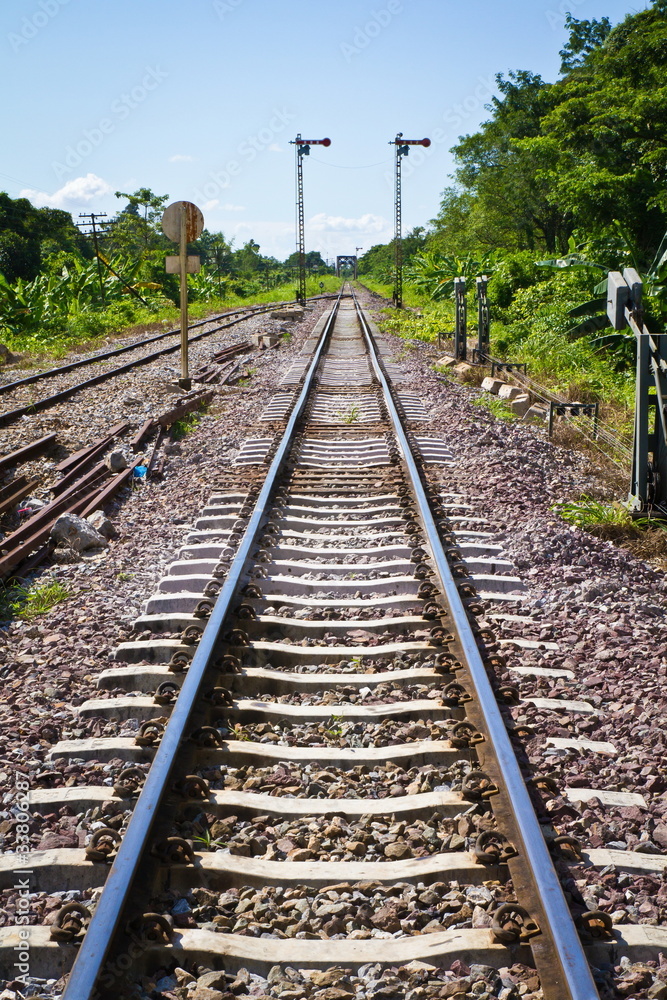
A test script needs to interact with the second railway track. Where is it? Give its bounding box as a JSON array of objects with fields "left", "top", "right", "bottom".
[
  {"left": 0, "top": 297, "right": 327, "bottom": 430},
  {"left": 1, "top": 288, "right": 650, "bottom": 999}
]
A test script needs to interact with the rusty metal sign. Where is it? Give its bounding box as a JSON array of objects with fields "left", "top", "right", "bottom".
[
  {"left": 165, "top": 255, "right": 201, "bottom": 274},
  {"left": 162, "top": 201, "right": 204, "bottom": 243}
]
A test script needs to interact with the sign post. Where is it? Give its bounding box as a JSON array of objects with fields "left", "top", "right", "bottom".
[{"left": 162, "top": 201, "right": 204, "bottom": 390}]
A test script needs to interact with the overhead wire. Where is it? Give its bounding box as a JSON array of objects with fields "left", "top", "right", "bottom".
[{"left": 309, "top": 156, "right": 392, "bottom": 169}]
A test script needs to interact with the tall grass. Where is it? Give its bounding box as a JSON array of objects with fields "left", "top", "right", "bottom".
[{"left": 2, "top": 275, "right": 342, "bottom": 364}]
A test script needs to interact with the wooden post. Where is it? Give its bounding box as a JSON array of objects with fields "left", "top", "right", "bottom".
[{"left": 179, "top": 203, "right": 190, "bottom": 390}]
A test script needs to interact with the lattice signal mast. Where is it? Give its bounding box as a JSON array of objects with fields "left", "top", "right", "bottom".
[
  {"left": 390, "top": 134, "right": 430, "bottom": 308},
  {"left": 289, "top": 134, "right": 331, "bottom": 304}
]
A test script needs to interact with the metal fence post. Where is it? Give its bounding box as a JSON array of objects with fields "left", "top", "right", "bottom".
[
  {"left": 454, "top": 277, "right": 467, "bottom": 361},
  {"left": 476, "top": 275, "right": 490, "bottom": 359},
  {"left": 608, "top": 269, "right": 667, "bottom": 513}
]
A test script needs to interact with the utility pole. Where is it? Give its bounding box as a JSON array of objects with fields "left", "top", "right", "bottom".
[
  {"left": 389, "top": 134, "right": 430, "bottom": 308},
  {"left": 289, "top": 134, "right": 331, "bottom": 304},
  {"left": 76, "top": 212, "right": 151, "bottom": 307},
  {"left": 355, "top": 247, "right": 363, "bottom": 280},
  {"left": 77, "top": 212, "right": 112, "bottom": 304}
]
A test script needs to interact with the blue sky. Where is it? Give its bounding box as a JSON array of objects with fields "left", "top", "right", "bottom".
[{"left": 0, "top": 0, "right": 652, "bottom": 262}]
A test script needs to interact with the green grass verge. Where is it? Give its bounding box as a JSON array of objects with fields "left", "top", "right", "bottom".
[
  {"left": 0, "top": 579, "right": 70, "bottom": 622},
  {"left": 355, "top": 279, "right": 455, "bottom": 345},
  {"left": 551, "top": 495, "right": 667, "bottom": 532},
  {"left": 3, "top": 275, "right": 343, "bottom": 365},
  {"left": 470, "top": 395, "right": 518, "bottom": 421}
]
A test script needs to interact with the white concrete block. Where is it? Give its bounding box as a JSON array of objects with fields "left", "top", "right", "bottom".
[
  {"left": 481, "top": 377, "right": 503, "bottom": 394},
  {"left": 524, "top": 404, "right": 549, "bottom": 423},
  {"left": 509, "top": 393, "right": 532, "bottom": 416},
  {"left": 498, "top": 384, "right": 523, "bottom": 401}
]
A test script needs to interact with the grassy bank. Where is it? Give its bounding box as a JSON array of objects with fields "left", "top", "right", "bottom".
[
  {"left": 356, "top": 278, "right": 454, "bottom": 342},
  {"left": 2, "top": 275, "right": 342, "bottom": 365},
  {"left": 358, "top": 274, "right": 634, "bottom": 443}
]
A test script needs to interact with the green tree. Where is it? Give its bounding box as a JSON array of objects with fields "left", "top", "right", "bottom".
[
  {"left": 284, "top": 250, "right": 330, "bottom": 273},
  {"left": 234, "top": 239, "right": 265, "bottom": 275},
  {"left": 0, "top": 231, "right": 40, "bottom": 282},
  {"left": 112, "top": 188, "right": 170, "bottom": 254},
  {"left": 429, "top": 3, "right": 667, "bottom": 263},
  {"left": 0, "top": 193, "right": 87, "bottom": 280},
  {"left": 448, "top": 71, "right": 570, "bottom": 253},
  {"left": 357, "top": 242, "right": 393, "bottom": 280},
  {"left": 559, "top": 14, "right": 612, "bottom": 74},
  {"left": 522, "top": 3, "right": 667, "bottom": 261},
  {"left": 358, "top": 228, "right": 427, "bottom": 282}
]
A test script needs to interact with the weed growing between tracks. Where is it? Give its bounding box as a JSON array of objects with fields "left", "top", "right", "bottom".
[
  {"left": 237, "top": 366, "right": 258, "bottom": 388},
  {"left": 338, "top": 404, "right": 360, "bottom": 423},
  {"left": 470, "top": 394, "right": 518, "bottom": 421},
  {"left": 170, "top": 407, "right": 208, "bottom": 440},
  {"left": 0, "top": 579, "right": 70, "bottom": 621}
]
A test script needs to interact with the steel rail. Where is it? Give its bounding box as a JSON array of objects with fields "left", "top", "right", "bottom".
[
  {"left": 352, "top": 291, "right": 599, "bottom": 1000},
  {"left": 0, "top": 294, "right": 330, "bottom": 397},
  {"left": 0, "top": 312, "right": 261, "bottom": 429},
  {"left": 0, "top": 311, "right": 234, "bottom": 396},
  {"left": 61, "top": 288, "right": 344, "bottom": 1000}
]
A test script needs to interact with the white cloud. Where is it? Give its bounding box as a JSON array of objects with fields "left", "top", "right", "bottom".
[
  {"left": 20, "top": 173, "right": 113, "bottom": 210},
  {"left": 268, "top": 143, "right": 285, "bottom": 153},
  {"left": 169, "top": 154, "right": 195, "bottom": 163},
  {"left": 228, "top": 219, "right": 293, "bottom": 255},
  {"left": 220, "top": 215, "right": 394, "bottom": 261},
  {"left": 202, "top": 199, "right": 245, "bottom": 214},
  {"left": 308, "top": 212, "right": 387, "bottom": 234}
]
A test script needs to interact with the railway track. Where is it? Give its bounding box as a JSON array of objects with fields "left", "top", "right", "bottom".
[
  {"left": 0, "top": 297, "right": 334, "bottom": 579},
  {"left": 1, "top": 288, "right": 653, "bottom": 999},
  {"left": 0, "top": 297, "right": 323, "bottom": 430}
]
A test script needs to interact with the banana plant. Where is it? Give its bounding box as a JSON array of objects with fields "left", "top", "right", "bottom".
[
  {"left": 0, "top": 273, "right": 34, "bottom": 333},
  {"left": 537, "top": 224, "right": 667, "bottom": 345},
  {"left": 407, "top": 250, "right": 496, "bottom": 300}
]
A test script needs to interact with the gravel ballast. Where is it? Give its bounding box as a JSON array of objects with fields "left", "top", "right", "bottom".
[{"left": 1, "top": 290, "right": 666, "bottom": 998}]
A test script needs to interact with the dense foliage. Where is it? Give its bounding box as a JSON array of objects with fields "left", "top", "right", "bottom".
[
  {"left": 429, "top": 3, "right": 667, "bottom": 262},
  {"left": 0, "top": 187, "right": 337, "bottom": 352},
  {"left": 0, "top": 193, "right": 89, "bottom": 282},
  {"left": 356, "top": 0, "right": 667, "bottom": 427},
  {"left": 355, "top": 3, "right": 667, "bottom": 446},
  {"left": 358, "top": 2, "right": 667, "bottom": 282}
]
